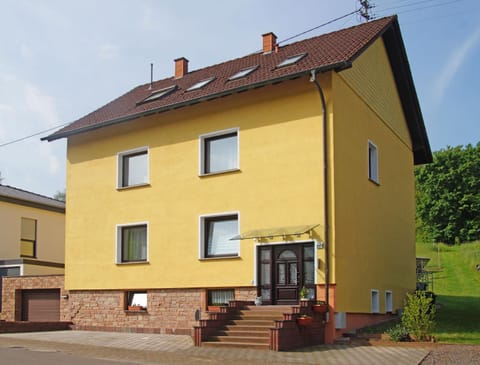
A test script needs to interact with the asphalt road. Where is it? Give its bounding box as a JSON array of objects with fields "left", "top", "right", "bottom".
[{"left": 0, "top": 346, "right": 138, "bottom": 365}]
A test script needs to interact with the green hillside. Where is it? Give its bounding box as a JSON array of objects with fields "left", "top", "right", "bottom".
[{"left": 416, "top": 241, "right": 480, "bottom": 343}]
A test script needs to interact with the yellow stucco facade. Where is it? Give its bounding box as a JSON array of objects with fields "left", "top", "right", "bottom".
[{"left": 64, "top": 37, "right": 418, "bottom": 315}]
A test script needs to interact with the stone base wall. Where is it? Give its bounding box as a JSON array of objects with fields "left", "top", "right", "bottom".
[
  {"left": 69, "top": 286, "right": 257, "bottom": 335},
  {"left": 1, "top": 275, "right": 68, "bottom": 322}
]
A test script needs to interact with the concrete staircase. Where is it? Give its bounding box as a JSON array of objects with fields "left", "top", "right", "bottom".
[{"left": 201, "top": 305, "right": 290, "bottom": 350}]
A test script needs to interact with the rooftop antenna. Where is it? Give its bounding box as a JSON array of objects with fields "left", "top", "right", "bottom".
[
  {"left": 149, "top": 63, "right": 153, "bottom": 90},
  {"left": 358, "top": 0, "right": 375, "bottom": 22}
]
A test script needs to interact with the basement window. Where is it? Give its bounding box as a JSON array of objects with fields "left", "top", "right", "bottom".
[
  {"left": 137, "top": 85, "right": 177, "bottom": 104},
  {"left": 186, "top": 77, "right": 215, "bottom": 91},
  {"left": 126, "top": 291, "right": 147, "bottom": 310},
  {"left": 208, "top": 289, "right": 235, "bottom": 306},
  {"left": 276, "top": 53, "right": 306, "bottom": 68},
  {"left": 228, "top": 66, "right": 258, "bottom": 81}
]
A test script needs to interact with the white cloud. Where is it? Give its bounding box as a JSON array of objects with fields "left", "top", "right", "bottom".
[
  {"left": 23, "top": 84, "right": 59, "bottom": 127},
  {"left": 433, "top": 28, "right": 480, "bottom": 104},
  {"left": 98, "top": 44, "right": 119, "bottom": 59}
]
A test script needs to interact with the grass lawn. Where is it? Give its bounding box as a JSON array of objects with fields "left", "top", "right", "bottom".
[{"left": 416, "top": 241, "right": 480, "bottom": 344}]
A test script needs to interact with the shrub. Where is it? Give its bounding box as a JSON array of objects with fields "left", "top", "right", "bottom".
[
  {"left": 386, "top": 324, "right": 410, "bottom": 342},
  {"left": 401, "top": 291, "right": 436, "bottom": 341}
]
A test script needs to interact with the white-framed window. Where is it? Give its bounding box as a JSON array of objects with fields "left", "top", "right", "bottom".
[
  {"left": 117, "top": 147, "right": 149, "bottom": 188},
  {"left": 385, "top": 290, "right": 393, "bottom": 313},
  {"left": 116, "top": 222, "right": 148, "bottom": 263},
  {"left": 368, "top": 141, "right": 379, "bottom": 183},
  {"left": 199, "top": 128, "right": 239, "bottom": 175},
  {"left": 371, "top": 289, "right": 380, "bottom": 313},
  {"left": 125, "top": 291, "right": 147, "bottom": 310},
  {"left": 199, "top": 212, "right": 239, "bottom": 258}
]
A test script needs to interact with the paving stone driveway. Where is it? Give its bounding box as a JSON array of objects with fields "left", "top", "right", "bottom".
[{"left": 0, "top": 331, "right": 430, "bottom": 365}]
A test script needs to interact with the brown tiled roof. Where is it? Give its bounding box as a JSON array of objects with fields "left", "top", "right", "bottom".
[
  {"left": 44, "top": 16, "right": 431, "bottom": 164},
  {"left": 0, "top": 184, "right": 65, "bottom": 212}
]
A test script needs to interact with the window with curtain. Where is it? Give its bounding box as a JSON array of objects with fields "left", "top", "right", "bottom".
[
  {"left": 203, "top": 214, "right": 239, "bottom": 258},
  {"left": 207, "top": 289, "right": 234, "bottom": 305},
  {"left": 119, "top": 224, "right": 147, "bottom": 262},
  {"left": 200, "top": 129, "right": 238, "bottom": 175},
  {"left": 20, "top": 217, "right": 37, "bottom": 257}
]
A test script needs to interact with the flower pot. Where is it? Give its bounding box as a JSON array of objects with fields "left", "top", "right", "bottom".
[
  {"left": 312, "top": 304, "right": 328, "bottom": 313},
  {"left": 127, "top": 305, "right": 144, "bottom": 311},
  {"left": 296, "top": 316, "right": 313, "bottom": 326},
  {"left": 207, "top": 305, "right": 226, "bottom": 312}
]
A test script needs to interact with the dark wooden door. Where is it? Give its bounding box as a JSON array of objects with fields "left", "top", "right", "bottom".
[
  {"left": 274, "top": 246, "right": 301, "bottom": 304},
  {"left": 257, "top": 242, "right": 315, "bottom": 305}
]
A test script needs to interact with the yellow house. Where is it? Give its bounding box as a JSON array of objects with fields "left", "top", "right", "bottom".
[
  {"left": 0, "top": 184, "right": 65, "bottom": 316},
  {"left": 44, "top": 16, "right": 431, "bottom": 347}
]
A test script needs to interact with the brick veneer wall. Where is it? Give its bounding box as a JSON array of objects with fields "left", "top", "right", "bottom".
[
  {"left": 70, "top": 287, "right": 257, "bottom": 335},
  {"left": 1, "top": 275, "right": 69, "bottom": 322},
  {"left": 1, "top": 275, "right": 257, "bottom": 336}
]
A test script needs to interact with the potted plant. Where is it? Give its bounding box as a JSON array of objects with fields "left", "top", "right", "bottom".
[
  {"left": 312, "top": 300, "right": 328, "bottom": 313},
  {"left": 207, "top": 303, "right": 227, "bottom": 312},
  {"left": 296, "top": 315, "right": 313, "bottom": 326},
  {"left": 127, "top": 304, "right": 145, "bottom": 311},
  {"left": 299, "top": 286, "right": 309, "bottom": 301}
]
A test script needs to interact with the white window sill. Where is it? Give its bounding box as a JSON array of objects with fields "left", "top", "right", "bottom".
[
  {"left": 368, "top": 178, "right": 380, "bottom": 186},
  {"left": 199, "top": 168, "right": 240, "bottom": 177},
  {"left": 199, "top": 255, "right": 241, "bottom": 261},
  {"left": 116, "top": 261, "right": 149, "bottom": 265},
  {"left": 117, "top": 183, "right": 151, "bottom": 191}
]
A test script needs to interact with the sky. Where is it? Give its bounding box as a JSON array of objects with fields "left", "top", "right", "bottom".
[{"left": 0, "top": 0, "right": 479, "bottom": 197}]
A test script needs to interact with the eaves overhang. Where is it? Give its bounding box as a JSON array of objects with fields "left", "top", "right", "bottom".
[{"left": 42, "top": 61, "right": 351, "bottom": 142}]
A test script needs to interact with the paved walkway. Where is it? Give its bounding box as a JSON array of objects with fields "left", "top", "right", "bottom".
[{"left": 0, "top": 330, "right": 430, "bottom": 365}]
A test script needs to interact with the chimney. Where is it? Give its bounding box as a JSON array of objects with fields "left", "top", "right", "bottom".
[
  {"left": 174, "top": 57, "right": 189, "bottom": 78},
  {"left": 262, "top": 32, "right": 277, "bottom": 54}
]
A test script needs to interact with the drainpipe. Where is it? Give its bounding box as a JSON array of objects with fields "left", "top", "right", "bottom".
[{"left": 309, "top": 70, "right": 330, "bottom": 309}]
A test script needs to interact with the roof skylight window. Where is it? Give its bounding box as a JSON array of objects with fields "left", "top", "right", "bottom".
[
  {"left": 228, "top": 66, "right": 258, "bottom": 81},
  {"left": 186, "top": 77, "right": 215, "bottom": 91},
  {"left": 138, "top": 85, "right": 177, "bottom": 104},
  {"left": 276, "top": 53, "right": 307, "bottom": 68}
]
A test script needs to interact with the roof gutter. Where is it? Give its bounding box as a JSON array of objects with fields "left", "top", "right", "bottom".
[{"left": 42, "top": 61, "right": 352, "bottom": 142}]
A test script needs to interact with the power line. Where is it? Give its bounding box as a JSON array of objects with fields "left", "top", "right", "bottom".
[
  {"left": 0, "top": 122, "right": 69, "bottom": 148},
  {"left": 278, "top": 9, "right": 361, "bottom": 45},
  {"left": 375, "top": 0, "right": 467, "bottom": 15}
]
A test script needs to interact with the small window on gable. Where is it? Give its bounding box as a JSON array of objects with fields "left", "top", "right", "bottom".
[
  {"left": 138, "top": 85, "right": 177, "bottom": 104},
  {"left": 126, "top": 291, "right": 147, "bottom": 310},
  {"left": 371, "top": 289, "right": 380, "bottom": 313},
  {"left": 368, "top": 141, "right": 379, "bottom": 184},
  {"left": 20, "top": 217, "right": 37, "bottom": 258},
  {"left": 385, "top": 290, "right": 393, "bottom": 313},
  {"left": 186, "top": 77, "right": 215, "bottom": 91},
  {"left": 200, "top": 128, "right": 239, "bottom": 175},
  {"left": 117, "top": 147, "right": 149, "bottom": 188},
  {"left": 200, "top": 213, "right": 239, "bottom": 258},
  {"left": 276, "top": 53, "right": 306, "bottom": 68},
  {"left": 228, "top": 66, "right": 258, "bottom": 81}
]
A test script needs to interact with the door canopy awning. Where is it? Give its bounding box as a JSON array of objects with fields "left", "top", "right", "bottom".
[{"left": 230, "top": 224, "right": 319, "bottom": 241}]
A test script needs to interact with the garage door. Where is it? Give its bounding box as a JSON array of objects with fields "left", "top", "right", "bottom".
[{"left": 22, "top": 289, "right": 60, "bottom": 321}]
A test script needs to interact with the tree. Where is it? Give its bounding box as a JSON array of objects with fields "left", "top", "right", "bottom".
[
  {"left": 415, "top": 143, "right": 480, "bottom": 244},
  {"left": 53, "top": 190, "right": 66, "bottom": 202}
]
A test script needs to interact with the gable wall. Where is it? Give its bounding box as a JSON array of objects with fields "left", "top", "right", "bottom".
[{"left": 330, "top": 38, "right": 416, "bottom": 314}]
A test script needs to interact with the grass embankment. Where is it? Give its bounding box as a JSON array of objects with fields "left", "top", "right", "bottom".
[{"left": 416, "top": 241, "right": 480, "bottom": 344}]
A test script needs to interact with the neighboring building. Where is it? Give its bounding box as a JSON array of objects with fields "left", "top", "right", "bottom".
[
  {"left": 0, "top": 185, "right": 65, "bottom": 319},
  {"left": 43, "top": 16, "right": 431, "bottom": 344}
]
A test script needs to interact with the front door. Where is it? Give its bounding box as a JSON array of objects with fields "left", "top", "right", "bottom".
[{"left": 257, "top": 242, "right": 315, "bottom": 305}]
